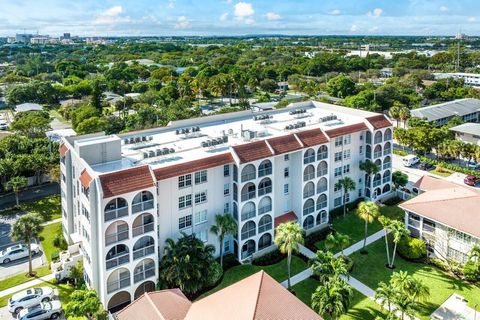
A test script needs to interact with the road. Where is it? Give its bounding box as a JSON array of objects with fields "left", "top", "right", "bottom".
[
  {"left": 0, "top": 249, "right": 46, "bottom": 281},
  {"left": 0, "top": 183, "right": 60, "bottom": 210}
]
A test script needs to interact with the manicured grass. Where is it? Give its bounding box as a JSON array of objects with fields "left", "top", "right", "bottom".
[
  {"left": 48, "top": 109, "right": 70, "bottom": 124},
  {"left": 315, "top": 205, "right": 404, "bottom": 252},
  {"left": 430, "top": 167, "right": 453, "bottom": 177},
  {"left": 0, "top": 266, "right": 50, "bottom": 292},
  {"left": 350, "top": 239, "right": 480, "bottom": 320},
  {"left": 198, "top": 256, "right": 307, "bottom": 299},
  {"left": 39, "top": 222, "right": 62, "bottom": 263},
  {"left": 291, "top": 278, "right": 389, "bottom": 320},
  {"left": 0, "top": 195, "right": 62, "bottom": 221}
]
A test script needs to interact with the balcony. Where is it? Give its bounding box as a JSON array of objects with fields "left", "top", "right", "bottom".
[
  {"left": 241, "top": 191, "right": 256, "bottom": 202},
  {"left": 384, "top": 134, "right": 392, "bottom": 141},
  {"left": 382, "top": 177, "right": 390, "bottom": 184},
  {"left": 317, "top": 152, "right": 328, "bottom": 161},
  {"left": 408, "top": 218, "right": 420, "bottom": 229},
  {"left": 317, "top": 169, "right": 327, "bottom": 177},
  {"left": 423, "top": 224, "right": 435, "bottom": 234},
  {"left": 133, "top": 245, "right": 155, "bottom": 260},
  {"left": 134, "top": 267, "right": 156, "bottom": 283},
  {"left": 258, "top": 204, "right": 272, "bottom": 215},
  {"left": 107, "top": 276, "right": 131, "bottom": 294},
  {"left": 258, "top": 168, "right": 272, "bottom": 178},
  {"left": 303, "top": 173, "right": 315, "bottom": 182},
  {"left": 106, "top": 253, "right": 130, "bottom": 270},
  {"left": 132, "top": 200, "right": 154, "bottom": 214},
  {"left": 303, "top": 206, "right": 314, "bottom": 217},
  {"left": 105, "top": 207, "right": 128, "bottom": 222},
  {"left": 383, "top": 163, "right": 391, "bottom": 170},
  {"left": 304, "top": 156, "right": 316, "bottom": 164},
  {"left": 303, "top": 190, "right": 314, "bottom": 199},
  {"left": 366, "top": 152, "right": 372, "bottom": 159},
  {"left": 374, "top": 137, "right": 382, "bottom": 144},
  {"left": 241, "top": 210, "right": 256, "bottom": 221},
  {"left": 374, "top": 151, "right": 382, "bottom": 159},
  {"left": 241, "top": 173, "right": 256, "bottom": 183},
  {"left": 383, "top": 149, "right": 391, "bottom": 156},
  {"left": 317, "top": 186, "right": 327, "bottom": 193},
  {"left": 316, "top": 201, "right": 327, "bottom": 210},
  {"left": 105, "top": 230, "right": 129, "bottom": 246},
  {"left": 373, "top": 180, "right": 382, "bottom": 187},
  {"left": 132, "top": 222, "right": 154, "bottom": 237},
  {"left": 258, "top": 186, "right": 272, "bottom": 196},
  {"left": 241, "top": 229, "right": 256, "bottom": 240},
  {"left": 258, "top": 223, "right": 272, "bottom": 234}
]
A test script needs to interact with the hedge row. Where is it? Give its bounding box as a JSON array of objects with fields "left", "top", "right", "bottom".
[{"left": 419, "top": 156, "right": 478, "bottom": 176}]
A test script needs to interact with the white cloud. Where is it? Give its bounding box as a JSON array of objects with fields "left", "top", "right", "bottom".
[
  {"left": 234, "top": 2, "right": 254, "bottom": 18},
  {"left": 350, "top": 24, "right": 358, "bottom": 32},
  {"left": 265, "top": 12, "right": 281, "bottom": 21},
  {"left": 468, "top": 16, "right": 476, "bottom": 22},
  {"left": 439, "top": 5, "right": 448, "bottom": 12},
  {"left": 219, "top": 12, "right": 229, "bottom": 22},
  {"left": 244, "top": 17, "right": 255, "bottom": 25},
  {"left": 329, "top": 9, "right": 341, "bottom": 16},
  {"left": 367, "top": 8, "right": 383, "bottom": 17},
  {"left": 168, "top": 0, "right": 175, "bottom": 9},
  {"left": 94, "top": 6, "right": 130, "bottom": 25},
  {"left": 369, "top": 26, "right": 379, "bottom": 32},
  {"left": 175, "top": 16, "right": 190, "bottom": 29}
]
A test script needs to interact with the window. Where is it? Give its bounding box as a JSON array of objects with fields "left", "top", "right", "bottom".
[
  {"left": 334, "top": 197, "right": 342, "bottom": 207},
  {"left": 195, "top": 170, "right": 207, "bottom": 184},
  {"left": 343, "top": 149, "right": 350, "bottom": 160},
  {"left": 178, "top": 195, "right": 192, "bottom": 209},
  {"left": 179, "top": 215, "right": 192, "bottom": 229},
  {"left": 284, "top": 154, "right": 289, "bottom": 161},
  {"left": 223, "top": 165, "right": 230, "bottom": 177},
  {"left": 334, "top": 152, "right": 342, "bottom": 162},
  {"left": 360, "top": 134, "right": 363, "bottom": 141},
  {"left": 334, "top": 167, "right": 342, "bottom": 177},
  {"left": 284, "top": 184, "right": 289, "bottom": 194},
  {"left": 195, "top": 191, "right": 207, "bottom": 204},
  {"left": 343, "top": 135, "right": 351, "bottom": 145},
  {"left": 345, "top": 192, "right": 350, "bottom": 203},
  {"left": 284, "top": 167, "right": 289, "bottom": 178},
  {"left": 224, "top": 239, "right": 230, "bottom": 252},
  {"left": 335, "top": 137, "right": 343, "bottom": 147},
  {"left": 178, "top": 174, "right": 192, "bottom": 189},
  {"left": 358, "top": 189, "right": 362, "bottom": 197},
  {"left": 343, "top": 164, "right": 350, "bottom": 174},
  {"left": 196, "top": 230, "right": 208, "bottom": 243},
  {"left": 224, "top": 184, "right": 230, "bottom": 196},
  {"left": 359, "top": 146, "right": 363, "bottom": 154},
  {"left": 194, "top": 210, "right": 208, "bottom": 225},
  {"left": 224, "top": 202, "right": 230, "bottom": 214},
  {"left": 334, "top": 184, "right": 340, "bottom": 192}
]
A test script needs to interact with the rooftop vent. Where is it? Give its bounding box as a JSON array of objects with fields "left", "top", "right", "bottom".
[
  {"left": 201, "top": 136, "right": 229, "bottom": 148},
  {"left": 319, "top": 114, "right": 338, "bottom": 123}
]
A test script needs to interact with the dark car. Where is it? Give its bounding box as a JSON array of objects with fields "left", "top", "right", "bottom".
[
  {"left": 417, "top": 161, "right": 435, "bottom": 171},
  {"left": 464, "top": 175, "right": 480, "bottom": 186}
]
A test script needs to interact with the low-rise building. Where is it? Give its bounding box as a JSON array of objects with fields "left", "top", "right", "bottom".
[
  {"left": 434, "top": 72, "right": 480, "bottom": 87},
  {"left": 410, "top": 98, "right": 480, "bottom": 126},
  {"left": 449, "top": 122, "right": 480, "bottom": 145}
]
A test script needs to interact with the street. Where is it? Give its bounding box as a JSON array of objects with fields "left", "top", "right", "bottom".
[{"left": 0, "top": 183, "right": 60, "bottom": 210}]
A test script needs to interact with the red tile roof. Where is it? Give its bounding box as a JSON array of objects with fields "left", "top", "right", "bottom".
[
  {"left": 295, "top": 128, "right": 329, "bottom": 147},
  {"left": 274, "top": 211, "right": 298, "bottom": 228},
  {"left": 154, "top": 153, "right": 234, "bottom": 181},
  {"left": 99, "top": 165, "right": 154, "bottom": 199},
  {"left": 325, "top": 122, "right": 368, "bottom": 138},
  {"left": 232, "top": 141, "right": 273, "bottom": 164},
  {"left": 79, "top": 169, "right": 93, "bottom": 189},
  {"left": 59, "top": 143, "right": 68, "bottom": 157},
  {"left": 366, "top": 114, "right": 393, "bottom": 129},
  {"left": 266, "top": 134, "right": 303, "bottom": 155}
]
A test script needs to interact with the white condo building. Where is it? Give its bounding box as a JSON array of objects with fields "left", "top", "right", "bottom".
[{"left": 59, "top": 101, "right": 393, "bottom": 312}]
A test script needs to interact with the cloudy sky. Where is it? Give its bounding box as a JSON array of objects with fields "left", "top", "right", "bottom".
[{"left": 0, "top": 0, "right": 479, "bottom": 37}]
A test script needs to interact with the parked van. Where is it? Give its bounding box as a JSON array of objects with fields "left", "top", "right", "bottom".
[{"left": 402, "top": 155, "right": 419, "bottom": 167}]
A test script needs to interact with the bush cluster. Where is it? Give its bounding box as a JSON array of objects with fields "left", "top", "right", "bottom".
[
  {"left": 329, "top": 198, "right": 364, "bottom": 220},
  {"left": 304, "top": 226, "right": 334, "bottom": 252},
  {"left": 463, "top": 261, "right": 480, "bottom": 282},
  {"left": 419, "top": 156, "right": 478, "bottom": 176},
  {"left": 218, "top": 253, "right": 240, "bottom": 271},
  {"left": 252, "top": 249, "right": 285, "bottom": 266},
  {"left": 397, "top": 236, "right": 427, "bottom": 260}
]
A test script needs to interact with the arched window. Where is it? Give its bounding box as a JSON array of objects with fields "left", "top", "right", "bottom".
[
  {"left": 241, "top": 221, "right": 256, "bottom": 240},
  {"left": 374, "top": 187, "right": 382, "bottom": 198},
  {"left": 383, "top": 156, "right": 391, "bottom": 170},
  {"left": 304, "top": 148, "right": 316, "bottom": 164},
  {"left": 317, "top": 161, "right": 328, "bottom": 177},
  {"left": 366, "top": 145, "right": 372, "bottom": 159},
  {"left": 374, "top": 159, "right": 382, "bottom": 169},
  {"left": 383, "top": 184, "right": 391, "bottom": 194},
  {"left": 303, "top": 215, "right": 314, "bottom": 230},
  {"left": 106, "top": 244, "right": 129, "bottom": 270},
  {"left": 241, "top": 202, "right": 256, "bottom": 221},
  {"left": 134, "top": 281, "right": 155, "bottom": 300},
  {"left": 241, "top": 164, "right": 256, "bottom": 182},
  {"left": 304, "top": 165, "right": 315, "bottom": 181},
  {"left": 133, "top": 236, "right": 155, "bottom": 260},
  {"left": 233, "top": 202, "right": 238, "bottom": 220},
  {"left": 384, "top": 128, "right": 392, "bottom": 141},
  {"left": 317, "top": 177, "right": 328, "bottom": 194},
  {"left": 233, "top": 183, "right": 238, "bottom": 202},
  {"left": 374, "top": 131, "right": 382, "bottom": 144},
  {"left": 303, "top": 198, "right": 315, "bottom": 216},
  {"left": 383, "top": 142, "right": 391, "bottom": 156},
  {"left": 373, "top": 173, "right": 382, "bottom": 187},
  {"left": 107, "top": 269, "right": 131, "bottom": 295},
  {"left": 104, "top": 198, "right": 128, "bottom": 222},
  {"left": 258, "top": 215, "right": 272, "bottom": 234},
  {"left": 132, "top": 213, "right": 154, "bottom": 237},
  {"left": 133, "top": 258, "right": 155, "bottom": 284},
  {"left": 132, "top": 191, "right": 154, "bottom": 213},
  {"left": 366, "top": 131, "right": 372, "bottom": 144},
  {"left": 258, "top": 178, "right": 272, "bottom": 196},
  {"left": 317, "top": 145, "right": 328, "bottom": 160},
  {"left": 108, "top": 291, "right": 131, "bottom": 312},
  {"left": 374, "top": 145, "right": 382, "bottom": 159},
  {"left": 316, "top": 194, "right": 327, "bottom": 210},
  {"left": 241, "top": 182, "right": 256, "bottom": 201},
  {"left": 383, "top": 170, "right": 391, "bottom": 184},
  {"left": 258, "top": 196, "right": 272, "bottom": 215},
  {"left": 258, "top": 160, "right": 272, "bottom": 177},
  {"left": 258, "top": 234, "right": 272, "bottom": 251},
  {"left": 105, "top": 220, "right": 129, "bottom": 246},
  {"left": 241, "top": 240, "right": 255, "bottom": 259},
  {"left": 303, "top": 182, "right": 315, "bottom": 199},
  {"left": 316, "top": 210, "right": 328, "bottom": 225}
]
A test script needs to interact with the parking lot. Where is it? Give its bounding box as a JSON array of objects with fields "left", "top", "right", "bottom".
[{"left": 0, "top": 300, "right": 65, "bottom": 320}]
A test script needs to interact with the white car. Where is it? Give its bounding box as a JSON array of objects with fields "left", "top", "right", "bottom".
[
  {"left": 17, "top": 300, "right": 62, "bottom": 320},
  {"left": 0, "top": 121, "right": 8, "bottom": 130},
  {"left": 0, "top": 243, "right": 40, "bottom": 264},
  {"left": 402, "top": 155, "right": 420, "bottom": 167},
  {"left": 8, "top": 287, "right": 55, "bottom": 314}
]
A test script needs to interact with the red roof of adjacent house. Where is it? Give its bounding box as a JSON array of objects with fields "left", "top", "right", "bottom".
[
  {"left": 266, "top": 134, "right": 303, "bottom": 155},
  {"left": 59, "top": 143, "right": 69, "bottom": 157},
  {"left": 232, "top": 141, "right": 273, "bottom": 164},
  {"left": 324, "top": 122, "right": 368, "bottom": 138},
  {"left": 99, "top": 165, "right": 154, "bottom": 198},
  {"left": 154, "top": 153, "right": 234, "bottom": 181},
  {"left": 295, "top": 128, "right": 329, "bottom": 147},
  {"left": 366, "top": 114, "right": 392, "bottom": 130},
  {"left": 274, "top": 211, "right": 298, "bottom": 228},
  {"left": 79, "top": 169, "right": 93, "bottom": 189}
]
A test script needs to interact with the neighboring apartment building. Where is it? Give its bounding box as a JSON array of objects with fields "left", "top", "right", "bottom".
[
  {"left": 449, "top": 122, "right": 480, "bottom": 145},
  {"left": 410, "top": 98, "right": 480, "bottom": 127},
  {"left": 434, "top": 72, "right": 480, "bottom": 87},
  {"left": 400, "top": 176, "right": 480, "bottom": 263},
  {"left": 59, "top": 101, "right": 393, "bottom": 312}
]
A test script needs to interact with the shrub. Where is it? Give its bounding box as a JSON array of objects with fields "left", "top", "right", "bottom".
[
  {"left": 206, "top": 261, "right": 223, "bottom": 287},
  {"left": 218, "top": 253, "right": 240, "bottom": 271},
  {"left": 463, "top": 261, "right": 480, "bottom": 282},
  {"left": 252, "top": 249, "right": 285, "bottom": 266},
  {"left": 340, "top": 255, "right": 354, "bottom": 272},
  {"left": 429, "top": 258, "right": 449, "bottom": 272},
  {"left": 382, "top": 196, "right": 403, "bottom": 206},
  {"left": 419, "top": 156, "right": 478, "bottom": 176},
  {"left": 398, "top": 236, "right": 427, "bottom": 260},
  {"left": 329, "top": 198, "right": 364, "bottom": 220},
  {"left": 304, "top": 226, "right": 334, "bottom": 252},
  {"left": 51, "top": 250, "right": 60, "bottom": 262},
  {"left": 53, "top": 232, "right": 68, "bottom": 250},
  {"left": 393, "top": 150, "right": 408, "bottom": 156}
]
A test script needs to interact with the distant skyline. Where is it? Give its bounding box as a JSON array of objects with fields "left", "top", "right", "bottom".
[{"left": 0, "top": 0, "right": 479, "bottom": 37}]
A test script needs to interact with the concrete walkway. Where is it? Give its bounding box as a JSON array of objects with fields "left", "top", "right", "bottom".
[
  {"left": 42, "top": 218, "right": 61, "bottom": 226},
  {"left": 0, "top": 273, "right": 55, "bottom": 298}
]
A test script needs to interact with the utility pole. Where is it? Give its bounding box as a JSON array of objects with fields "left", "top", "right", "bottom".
[{"left": 456, "top": 40, "right": 460, "bottom": 72}]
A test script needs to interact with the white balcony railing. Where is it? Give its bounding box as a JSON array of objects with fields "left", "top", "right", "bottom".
[
  {"left": 104, "top": 207, "right": 128, "bottom": 222},
  {"left": 105, "top": 230, "right": 129, "bottom": 246},
  {"left": 133, "top": 245, "right": 155, "bottom": 260},
  {"left": 134, "top": 267, "right": 155, "bottom": 283},
  {"left": 107, "top": 276, "right": 131, "bottom": 294},
  {"left": 106, "top": 253, "right": 130, "bottom": 270},
  {"left": 132, "top": 222, "right": 154, "bottom": 237},
  {"left": 132, "top": 200, "right": 154, "bottom": 214}
]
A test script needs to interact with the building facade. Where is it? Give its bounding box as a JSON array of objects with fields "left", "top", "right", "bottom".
[{"left": 59, "top": 101, "right": 393, "bottom": 312}]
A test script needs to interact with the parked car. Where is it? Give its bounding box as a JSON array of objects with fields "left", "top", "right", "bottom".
[
  {"left": 417, "top": 161, "right": 435, "bottom": 171},
  {"left": 464, "top": 175, "right": 480, "bottom": 186},
  {"left": 0, "top": 243, "right": 40, "bottom": 264},
  {"left": 0, "top": 121, "right": 8, "bottom": 130},
  {"left": 8, "top": 287, "right": 55, "bottom": 314},
  {"left": 402, "top": 155, "right": 419, "bottom": 167},
  {"left": 17, "top": 301, "right": 62, "bottom": 320},
  {"left": 467, "top": 161, "right": 480, "bottom": 170}
]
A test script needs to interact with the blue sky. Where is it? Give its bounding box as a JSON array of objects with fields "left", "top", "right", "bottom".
[{"left": 0, "top": 0, "right": 479, "bottom": 37}]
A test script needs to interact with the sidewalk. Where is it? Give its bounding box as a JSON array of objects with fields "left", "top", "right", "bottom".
[{"left": 0, "top": 273, "right": 55, "bottom": 298}]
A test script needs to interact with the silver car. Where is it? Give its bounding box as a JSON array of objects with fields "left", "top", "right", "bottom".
[
  {"left": 0, "top": 243, "right": 40, "bottom": 264},
  {"left": 17, "top": 301, "right": 62, "bottom": 320},
  {"left": 8, "top": 287, "right": 55, "bottom": 314}
]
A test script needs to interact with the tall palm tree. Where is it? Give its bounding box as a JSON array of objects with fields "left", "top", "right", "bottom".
[
  {"left": 311, "top": 276, "right": 353, "bottom": 320},
  {"left": 357, "top": 201, "right": 380, "bottom": 251},
  {"left": 391, "top": 271, "right": 430, "bottom": 302},
  {"left": 6, "top": 176, "right": 28, "bottom": 207},
  {"left": 210, "top": 213, "right": 237, "bottom": 268},
  {"left": 310, "top": 250, "right": 349, "bottom": 284},
  {"left": 378, "top": 215, "right": 392, "bottom": 267},
  {"left": 11, "top": 213, "right": 44, "bottom": 276},
  {"left": 375, "top": 281, "right": 397, "bottom": 313},
  {"left": 461, "top": 142, "right": 476, "bottom": 167},
  {"left": 468, "top": 245, "right": 480, "bottom": 264},
  {"left": 389, "top": 221, "right": 410, "bottom": 268},
  {"left": 388, "top": 104, "right": 401, "bottom": 128},
  {"left": 334, "top": 177, "right": 356, "bottom": 218},
  {"left": 274, "top": 222, "right": 304, "bottom": 288},
  {"left": 360, "top": 160, "right": 379, "bottom": 200},
  {"left": 325, "top": 233, "right": 350, "bottom": 256},
  {"left": 398, "top": 106, "right": 411, "bottom": 129}
]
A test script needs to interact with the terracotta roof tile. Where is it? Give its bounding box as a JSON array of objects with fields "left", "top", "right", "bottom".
[
  {"left": 325, "top": 122, "right": 368, "bottom": 138},
  {"left": 99, "top": 165, "right": 154, "bottom": 198},
  {"left": 154, "top": 153, "right": 234, "bottom": 181},
  {"left": 295, "top": 128, "right": 329, "bottom": 147},
  {"left": 59, "top": 143, "right": 68, "bottom": 157},
  {"left": 274, "top": 211, "right": 298, "bottom": 228},
  {"left": 232, "top": 141, "right": 273, "bottom": 164},
  {"left": 266, "top": 134, "right": 303, "bottom": 155},
  {"left": 366, "top": 114, "right": 393, "bottom": 130},
  {"left": 79, "top": 169, "right": 93, "bottom": 189}
]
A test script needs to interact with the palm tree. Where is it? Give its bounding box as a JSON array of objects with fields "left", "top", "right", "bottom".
[
  {"left": 391, "top": 271, "right": 430, "bottom": 302},
  {"left": 210, "top": 213, "right": 237, "bottom": 268},
  {"left": 461, "top": 142, "right": 476, "bottom": 167},
  {"left": 274, "top": 222, "right": 304, "bottom": 289},
  {"left": 357, "top": 201, "right": 380, "bottom": 251},
  {"left": 388, "top": 104, "right": 401, "bottom": 128},
  {"left": 334, "top": 177, "right": 356, "bottom": 218},
  {"left": 375, "top": 281, "right": 397, "bottom": 313},
  {"left": 311, "top": 276, "right": 353, "bottom": 320},
  {"left": 389, "top": 221, "right": 410, "bottom": 268},
  {"left": 360, "top": 160, "right": 379, "bottom": 200},
  {"left": 11, "top": 213, "right": 44, "bottom": 276},
  {"left": 6, "top": 176, "right": 28, "bottom": 207},
  {"left": 325, "top": 233, "right": 350, "bottom": 256},
  {"left": 398, "top": 106, "right": 411, "bottom": 129},
  {"left": 468, "top": 245, "right": 480, "bottom": 264},
  {"left": 310, "top": 250, "right": 349, "bottom": 284},
  {"left": 378, "top": 216, "right": 392, "bottom": 267}
]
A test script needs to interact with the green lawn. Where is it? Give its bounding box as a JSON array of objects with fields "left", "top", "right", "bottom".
[
  {"left": 350, "top": 239, "right": 480, "bottom": 320},
  {"left": 0, "top": 195, "right": 62, "bottom": 221},
  {"left": 291, "top": 278, "right": 389, "bottom": 320},
  {"left": 0, "top": 266, "right": 50, "bottom": 292},
  {"left": 199, "top": 256, "right": 307, "bottom": 299},
  {"left": 39, "top": 222, "right": 62, "bottom": 263},
  {"left": 430, "top": 167, "right": 453, "bottom": 177},
  {"left": 315, "top": 205, "right": 404, "bottom": 252}
]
